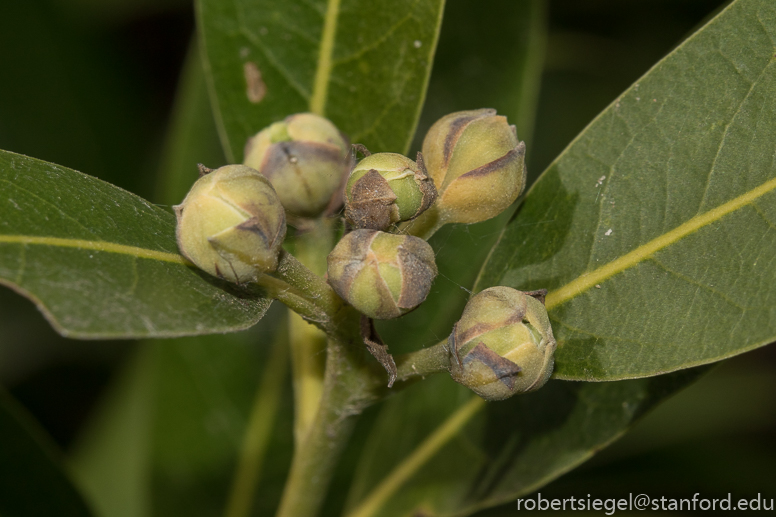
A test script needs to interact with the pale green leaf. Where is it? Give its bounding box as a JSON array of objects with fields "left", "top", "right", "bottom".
[
  {"left": 0, "top": 150, "right": 270, "bottom": 339},
  {"left": 476, "top": 0, "right": 776, "bottom": 380}
]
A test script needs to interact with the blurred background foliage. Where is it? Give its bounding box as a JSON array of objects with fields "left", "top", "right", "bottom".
[{"left": 0, "top": 0, "right": 774, "bottom": 515}]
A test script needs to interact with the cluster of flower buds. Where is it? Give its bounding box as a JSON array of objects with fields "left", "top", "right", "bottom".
[
  {"left": 175, "top": 164, "right": 286, "bottom": 283},
  {"left": 448, "top": 287, "right": 556, "bottom": 401},
  {"left": 174, "top": 109, "right": 554, "bottom": 399}
]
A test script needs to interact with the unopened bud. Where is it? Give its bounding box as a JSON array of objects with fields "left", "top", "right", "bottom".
[
  {"left": 244, "top": 113, "right": 350, "bottom": 217},
  {"left": 327, "top": 229, "right": 437, "bottom": 319},
  {"left": 175, "top": 164, "right": 286, "bottom": 283},
  {"left": 344, "top": 153, "right": 436, "bottom": 231},
  {"left": 449, "top": 287, "right": 555, "bottom": 401},
  {"left": 422, "top": 109, "right": 526, "bottom": 224}
]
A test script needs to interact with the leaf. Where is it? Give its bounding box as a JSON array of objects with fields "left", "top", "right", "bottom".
[
  {"left": 0, "top": 388, "right": 94, "bottom": 517},
  {"left": 343, "top": 368, "right": 707, "bottom": 517},
  {"left": 476, "top": 0, "right": 776, "bottom": 380},
  {"left": 195, "top": 0, "right": 446, "bottom": 161},
  {"left": 0, "top": 150, "right": 270, "bottom": 339},
  {"left": 70, "top": 49, "right": 292, "bottom": 517}
]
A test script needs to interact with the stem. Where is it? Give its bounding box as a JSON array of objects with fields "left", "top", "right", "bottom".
[
  {"left": 272, "top": 250, "right": 345, "bottom": 332},
  {"left": 394, "top": 340, "right": 451, "bottom": 383},
  {"left": 400, "top": 204, "right": 446, "bottom": 240},
  {"left": 224, "top": 326, "right": 289, "bottom": 517},
  {"left": 286, "top": 219, "right": 337, "bottom": 444},
  {"left": 275, "top": 332, "right": 369, "bottom": 517}
]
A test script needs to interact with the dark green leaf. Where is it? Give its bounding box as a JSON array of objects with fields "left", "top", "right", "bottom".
[
  {"left": 476, "top": 0, "right": 776, "bottom": 380},
  {"left": 343, "top": 368, "right": 707, "bottom": 517},
  {"left": 196, "top": 0, "right": 445, "bottom": 161},
  {"left": 0, "top": 150, "right": 270, "bottom": 339},
  {"left": 70, "top": 50, "right": 292, "bottom": 517},
  {"left": 0, "top": 388, "right": 94, "bottom": 517}
]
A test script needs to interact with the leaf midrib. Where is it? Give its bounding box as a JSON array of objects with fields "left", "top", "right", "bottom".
[
  {"left": 309, "top": 0, "right": 341, "bottom": 115},
  {"left": 0, "top": 235, "right": 188, "bottom": 265},
  {"left": 545, "top": 175, "right": 776, "bottom": 310}
]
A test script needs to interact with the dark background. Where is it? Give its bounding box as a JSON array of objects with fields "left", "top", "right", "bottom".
[{"left": 1, "top": 0, "right": 774, "bottom": 515}]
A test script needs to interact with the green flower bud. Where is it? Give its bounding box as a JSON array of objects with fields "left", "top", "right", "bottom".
[
  {"left": 344, "top": 152, "right": 437, "bottom": 231},
  {"left": 327, "top": 229, "right": 437, "bottom": 319},
  {"left": 422, "top": 109, "right": 526, "bottom": 224},
  {"left": 175, "top": 164, "right": 286, "bottom": 283},
  {"left": 243, "top": 113, "right": 350, "bottom": 217},
  {"left": 449, "top": 287, "right": 556, "bottom": 401}
]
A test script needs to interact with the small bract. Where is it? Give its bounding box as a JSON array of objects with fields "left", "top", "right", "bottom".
[
  {"left": 345, "top": 152, "right": 436, "bottom": 230},
  {"left": 175, "top": 164, "right": 286, "bottom": 284},
  {"left": 327, "top": 229, "right": 437, "bottom": 319},
  {"left": 449, "top": 286, "right": 556, "bottom": 401},
  {"left": 422, "top": 108, "right": 526, "bottom": 224},
  {"left": 244, "top": 113, "right": 350, "bottom": 217}
]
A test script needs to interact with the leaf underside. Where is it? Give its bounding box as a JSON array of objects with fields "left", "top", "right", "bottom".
[
  {"left": 477, "top": 0, "right": 776, "bottom": 381},
  {"left": 0, "top": 150, "right": 270, "bottom": 339}
]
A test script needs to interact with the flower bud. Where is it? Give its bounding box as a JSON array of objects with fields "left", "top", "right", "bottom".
[
  {"left": 345, "top": 153, "right": 437, "bottom": 230},
  {"left": 449, "top": 287, "right": 556, "bottom": 401},
  {"left": 243, "top": 113, "right": 350, "bottom": 217},
  {"left": 422, "top": 109, "right": 526, "bottom": 224},
  {"left": 327, "top": 229, "right": 437, "bottom": 319},
  {"left": 175, "top": 164, "right": 286, "bottom": 283}
]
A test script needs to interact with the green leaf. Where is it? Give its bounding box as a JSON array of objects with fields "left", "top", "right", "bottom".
[
  {"left": 196, "top": 0, "right": 446, "bottom": 161},
  {"left": 343, "top": 368, "right": 707, "bottom": 517},
  {"left": 0, "top": 388, "right": 94, "bottom": 517},
  {"left": 70, "top": 49, "right": 292, "bottom": 517},
  {"left": 0, "top": 150, "right": 270, "bottom": 339},
  {"left": 476, "top": 0, "right": 776, "bottom": 380}
]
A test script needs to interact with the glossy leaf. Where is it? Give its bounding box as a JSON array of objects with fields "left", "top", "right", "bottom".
[
  {"left": 196, "top": 0, "right": 445, "bottom": 161},
  {"left": 343, "top": 368, "right": 707, "bottom": 517},
  {"left": 476, "top": 0, "right": 776, "bottom": 380},
  {"left": 0, "top": 388, "right": 94, "bottom": 517},
  {"left": 0, "top": 150, "right": 270, "bottom": 339}
]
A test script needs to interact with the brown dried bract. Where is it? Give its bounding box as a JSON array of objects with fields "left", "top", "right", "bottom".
[
  {"left": 361, "top": 315, "right": 398, "bottom": 387},
  {"left": 345, "top": 169, "right": 398, "bottom": 230}
]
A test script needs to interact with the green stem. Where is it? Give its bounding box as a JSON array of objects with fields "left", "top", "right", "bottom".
[
  {"left": 224, "top": 325, "right": 289, "bottom": 517},
  {"left": 275, "top": 331, "right": 369, "bottom": 517},
  {"left": 394, "top": 340, "right": 451, "bottom": 382},
  {"left": 286, "top": 219, "right": 337, "bottom": 444},
  {"left": 400, "top": 205, "right": 446, "bottom": 240}
]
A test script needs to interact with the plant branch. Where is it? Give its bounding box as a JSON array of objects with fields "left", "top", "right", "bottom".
[
  {"left": 285, "top": 219, "right": 337, "bottom": 444},
  {"left": 274, "top": 330, "right": 370, "bottom": 517}
]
